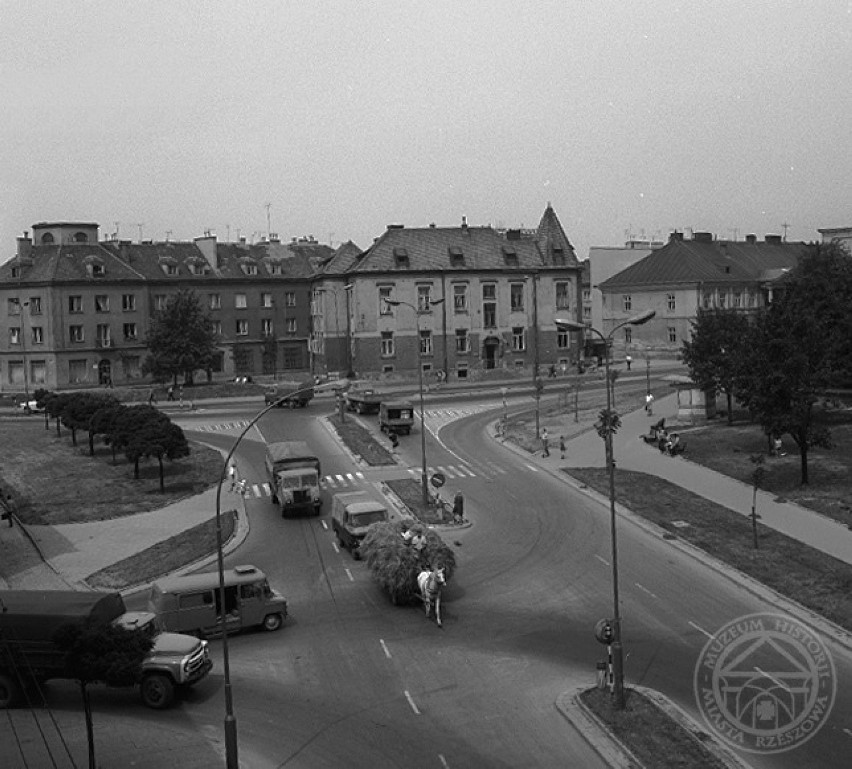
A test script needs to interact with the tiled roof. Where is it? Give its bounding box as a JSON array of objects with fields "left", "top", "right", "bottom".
[
  {"left": 598, "top": 238, "right": 808, "bottom": 289},
  {"left": 351, "top": 224, "right": 559, "bottom": 274},
  {"left": 322, "top": 241, "right": 363, "bottom": 275},
  {"left": 1, "top": 243, "right": 148, "bottom": 282},
  {"left": 536, "top": 204, "right": 579, "bottom": 266}
]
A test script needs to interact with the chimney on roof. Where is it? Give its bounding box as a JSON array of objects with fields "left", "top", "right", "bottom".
[
  {"left": 669, "top": 231, "right": 684, "bottom": 242},
  {"left": 745, "top": 234, "right": 756, "bottom": 244},
  {"left": 765, "top": 234, "right": 782, "bottom": 244},
  {"left": 387, "top": 224, "right": 404, "bottom": 229},
  {"left": 194, "top": 232, "right": 218, "bottom": 270},
  {"left": 461, "top": 216, "right": 468, "bottom": 230},
  {"left": 506, "top": 229, "right": 521, "bottom": 241},
  {"left": 17, "top": 231, "right": 32, "bottom": 261},
  {"left": 694, "top": 232, "right": 713, "bottom": 243}
]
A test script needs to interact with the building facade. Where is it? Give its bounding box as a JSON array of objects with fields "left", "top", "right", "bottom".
[
  {"left": 0, "top": 223, "right": 331, "bottom": 391},
  {"left": 312, "top": 205, "right": 583, "bottom": 380}
]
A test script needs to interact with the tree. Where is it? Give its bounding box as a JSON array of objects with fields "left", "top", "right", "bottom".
[
  {"left": 681, "top": 308, "right": 752, "bottom": 424},
  {"left": 54, "top": 620, "right": 154, "bottom": 769},
  {"left": 89, "top": 403, "right": 127, "bottom": 463},
  {"left": 59, "top": 393, "right": 118, "bottom": 451},
  {"left": 734, "top": 243, "right": 852, "bottom": 484},
  {"left": 116, "top": 407, "right": 190, "bottom": 489},
  {"left": 112, "top": 405, "right": 171, "bottom": 478},
  {"left": 141, "top": 289, "right": 217, "bottom": 386}
]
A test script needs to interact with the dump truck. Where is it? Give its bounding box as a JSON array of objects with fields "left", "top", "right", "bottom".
[
  {"left": 0, "top": 589, "right": 212, "bottom": 710},
  {"left": 264, "top": 377, "right": 315, "bottom": 408},
  {"left": 330, "top": 491, "right": 390, "bottom": 559},
  {"left": 264, "top": 441, "right": 322, "bottom": 516},
  {"left": 345, "top": 388, "right": 383, "bottom": 415},
  {"left": 379, "top": 400, "right": 415, "bottom": 435}
]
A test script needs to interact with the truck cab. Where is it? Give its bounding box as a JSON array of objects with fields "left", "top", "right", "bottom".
[
  {"left": 379, "top": 400, "right": 415, "bottom": 435},
  {"left": 264, "top": 441, "right": 322, "bottom": 516},
  {"left": 264, "top": 377, "right": 315, "bottom": 408},
  {"left": 149, "top": 565, "right": 288, "bottom": 638},
  {"left": 331, "top": 491, "right": 390, "bottom": 559}
]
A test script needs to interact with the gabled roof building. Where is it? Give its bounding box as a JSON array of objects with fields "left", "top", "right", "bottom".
[
  {"left": 596, "top": 230, "right": 809, "bottom": 357},
  {"left": 312, "top": 205, "right": 583, "bottom": 381}
]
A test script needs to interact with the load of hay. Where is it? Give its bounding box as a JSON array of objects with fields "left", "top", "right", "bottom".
[{"left": 360, "top": 519, "right": 456, "bottom": 605}]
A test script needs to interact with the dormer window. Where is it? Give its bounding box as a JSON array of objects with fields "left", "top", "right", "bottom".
[
  {"left": 393, "top": 247, "right": 409, "bottom": 267},
  {"left": 552, "top": 247, "right": 565, "bottom": 265},
  {"left": 269, "top": 263, "right": 282, "bottom": 275},
  {"left": 161, "top": 264, "right": 179, "bottom": 276},
  {"left": 449, "top": 246, "right": 464, "bottom": 266},
  {"left": 241, "top": 262, "right": 258, "bottom": 276},
  {"left": 74, "top": 232, "right": 88, "bottom": 243},
  {"left": 41, "top": 232, "right": 55, "bottom": 244},
  {"left": 502, "top": 246, "right": 518, "bottom": 266},
  {"left": 84, "top": 255, "right": 106, "bottom": 277}
]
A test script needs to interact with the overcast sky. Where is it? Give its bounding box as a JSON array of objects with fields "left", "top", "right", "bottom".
[{"left": 3, "top": 0, "right": 850, "bottom": 262}]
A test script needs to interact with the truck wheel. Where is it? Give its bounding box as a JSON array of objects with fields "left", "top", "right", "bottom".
[
  {"left": 140, "top": 673, "right": 175, "bottom": 710},
  {"left": 263, "top": 613, "right": 283, "bottom": 632},
  {"left": 0, "top": 673, "right": 21, "bottom": 708}
]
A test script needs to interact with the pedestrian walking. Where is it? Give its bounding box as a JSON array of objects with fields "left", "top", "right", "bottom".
[
  {"left": 147, "top": 388, "right": 157, "bottom": 406},
  {"left": 167, "top": 385, "right": 175, "bottom": 401},
  {"left": 234, "top": 479, "right": 247, "bottom": 496},
  {"left": 626, "top": 355, "right": 632, "bottom": 371},
  {"left": 542, "top": 428, "right": 550, "bottom": 457},
  {"left": 645, "top": 392, "right": 654, "bottom": 415},
  {"left": 178, "top": 385, "right": 184, "bottom": 406},
  {"left": 560, "top": 435, "right": 566, "bottom": 460},
  {"left": 227, "top": 463, "right": 237, "bottom": 492}
]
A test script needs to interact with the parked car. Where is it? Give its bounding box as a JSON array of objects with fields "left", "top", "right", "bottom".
[{"left": 18, "top": 399, "right": 44, "bottom": 414}]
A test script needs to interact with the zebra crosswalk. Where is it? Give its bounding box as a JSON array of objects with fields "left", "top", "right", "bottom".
[{"left": 180, "top": 420, "right": 252, "bottom": 434}]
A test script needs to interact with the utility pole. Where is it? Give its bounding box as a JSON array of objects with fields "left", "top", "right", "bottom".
[
  {"left": 265, "top": 203, "right": 272, "bottom": 237},
  {"left": 781, "top": 222, "right": 790, "bottom": 242},
  {"left": 137, "top": 223, "right": 144, "bottom": 242}
]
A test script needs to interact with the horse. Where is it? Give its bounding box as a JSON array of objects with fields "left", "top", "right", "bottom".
[{"left": 417, "top": 567, "right": 446, "bottom": 627}]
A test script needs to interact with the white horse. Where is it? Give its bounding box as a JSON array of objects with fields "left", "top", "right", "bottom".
[{"left": 417, "top": 567, "right": 446, "bottom": 627}]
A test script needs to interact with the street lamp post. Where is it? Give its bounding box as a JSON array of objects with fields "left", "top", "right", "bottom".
[
  {"left": 213, "top": 381, "right": 340, "bottom": 768},
  {"left": 554, "top": 309, "right": 655, "bottom": 709},
  {"left": 384, "top": 297, "right": 444, "bottom": 505}
]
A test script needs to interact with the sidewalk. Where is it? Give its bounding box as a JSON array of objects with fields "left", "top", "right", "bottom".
[{"left": 539, "top": 391, "right": 852, "bottom": 567}]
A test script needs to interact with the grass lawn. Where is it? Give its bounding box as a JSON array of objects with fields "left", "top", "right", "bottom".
[
  {"left": 580, "top": 688, "right": 729, "bottom": 769},
  {"left": 328, "top": 414, "right": 397, "bottom": 466},
  {"left": 1, "top": 419, "right": 223, "bottom": 525}
]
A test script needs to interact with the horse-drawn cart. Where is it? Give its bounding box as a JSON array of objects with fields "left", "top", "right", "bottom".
[{"left": 359, "top": 520, "right": 456, "bottom": 626}]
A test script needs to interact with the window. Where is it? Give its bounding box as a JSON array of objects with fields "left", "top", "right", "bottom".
[
  {"left": 512, "top": 327, "right": 526, "bottom": 351},
  {"left": 29, "top": 297, "right": 43, "bottom": 315},
  {"left": 30, "top": 360, "right": 46, "bottom": 385},
  {"left": 381, "top": 331, "right": 394, "bottom": 357},
  {"left": 212, "top": 320, "right": 222, "bottom": 336},
  {"left": 162, "top": 264, "right": 178, "bottom": 276},
  {"left": 31, "top": 327, "right": 44, "bottom": 344},
  {"left": 667, "top": 294, "right": 676, "bottom": 311},
  {"left": 8, "top": 298, "right": 21, "bottom": 316},
  {"left": 453, "top": 284, "right": 468, "bottom": 312},
  {"left": 557, "top": 330, "right": 569, "bottom": 349},
  {"left": 269, "top": 262, "right": 282, "bottom": 275},
  {"left": 417, "top": 285, "right": 433, "bottom": 312},
  {"left": 69, "top": 296, "right": 83, "bottom": 313},
  {"left": 209, "top": 294, "right": 221, "bottom": 310},
  {"left": 583, "top": 305, "right": 591, "bottom": 319},
  {"left": 123, "top": 323, "right": 137, "bottom": 340},
  {"left": 717, "top": 292, "right": 726, "bottom": 309},
  {"left": 262, "top": 319, "right": 274, "bottom": 336},
  {"left": 622, "top": 295, "right": 632, "bottom": 311},
  {"left": 91, "top": 263, "right": 105, "bottom": 276},
  {"left": 482, "top": 284, "right": 497, "bottom": 328},
  {"left": 96, "top": 324, "right": 111, "bottom": 346},
  {"left": 668, "top": 326, "right": 677, "bottom": 343},
  {"left": 419, "top": 330, "right": 433, "bottom": 356},
  {"left": 261, "top": 292, "right": 273, "bottom": 308},
  {"left": 733, "top": 292, "right": 742, "bottom": 308},
  {"left": 624, "top": 328, "right": 632, "bottom": 344},
  {"left": 455, "top": 329, "right": 470, "bottom": 353},
  {"left": 9, "top": 327, "right": 20, "bottom": 345},
  {"left": 69, "top": 359, "right": 88, "bottom": 383},
  {"left": 285, "top": 292, "right": 296, "bottom": 308},
  {"left": 703, "top": 292, "right": 712, "bottom": 309},
  {"left": 379, "top": 286, "right": 393, "bottom": 315},
  {"left": 582, "top": 288, "right": 591, "bottom": 302},
  {"left": 154, "top": 295, "right": 168, "bottom": 311},
  {"left": 41, "top": 232, "right": 55, "bottom": 244},
  {"left": 746, "top": 292, "right": 755, "bottom": 308},
  {"left": 556, "top": 282, "right": 570, "bottom": 310},
  {"left": 122, "top": 294, "right": 136, "bottom": 311},
  {"left": 510, "top": 283, "right": 524, "bottom": 312},
  {"left": 95, "top": 295, "right": 109, "bottom": 313},
  {"left": 449, "top": 246, "right": 464, "bottom": 266},
  {"left": 8, "top": 360, "right": 24, "bottom": 385},
  {"left": 236, "top": 319, "right": 249, "bottom": 336},
  {"left": 235, "top": 294, "right": 247, "bottom": 309},
  {"left": 69, "top": 325, "right": 84, "bottom": 343},
  {"left": 286, "top": 318, "right": 297, "bottom": 335},
  {"left": 122, "top": 356, "right": 141, "bottom": 379},
  {"left": 242, "top": 263, "right": 258, "bottom": 276}
]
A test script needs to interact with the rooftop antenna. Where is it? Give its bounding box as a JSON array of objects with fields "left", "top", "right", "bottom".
[
  {"left": 114, "top": 222, "right": 120, "bottom": 240},
  {"left": 226, "top": 224, "right": 231, "bottom": 243},
  {"left": 236, "top": 228, "right": 242, "bottom": 242},
  {"left": 137, "top": 223, "right": 144, "bottom": 242},
  {"left": 165, "top": 230, "right": 172, "bottom": 242},
  {"left": 265, "top": 203, "right": 272, "bottom": 238},
  {"left": 782, "top": 222, "right": 790, "bottom": 241}
]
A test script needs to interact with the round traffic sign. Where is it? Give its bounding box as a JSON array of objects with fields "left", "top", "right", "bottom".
[{"left": 431, "top": 472, "right": 446, "bottom": 488}]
